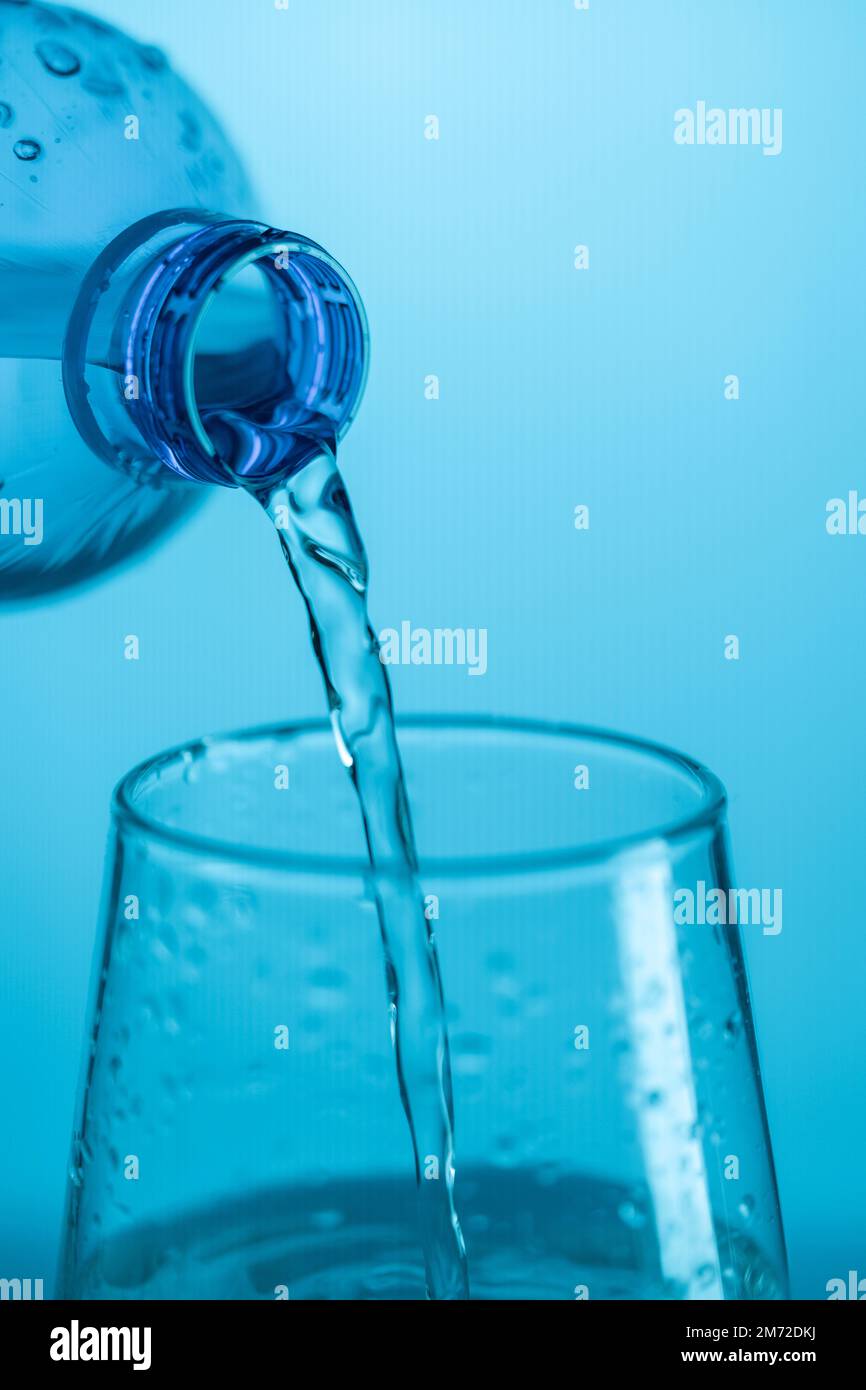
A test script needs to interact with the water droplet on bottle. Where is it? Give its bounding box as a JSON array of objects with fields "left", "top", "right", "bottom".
[
  {"left": 13, "top": 138, "right": 41, "bottom": 162},
  {"left": 138, "top": 45, "right": 167, "bottom": 72},
  {"left": 36, "top": 41, "right": 81, "bottom": 76},
  {"left": 0, "top": 103, "right": 14, "bottom": 129},
  {"left": 738, "top": 1195, "right": 755, "bottom": 1221},
  {"left": 179, "top": 110, "right": 202, "bottom": 152},
  {"left": 82, "top": 72, "right": 125, "bottom": 98}
]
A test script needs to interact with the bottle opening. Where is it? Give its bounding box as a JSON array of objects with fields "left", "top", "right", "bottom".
[
  {"left": 192, "top": 262, "right": 285, "bottom": 415},
  {"left": 64, "top": 212, "right": 369, "bottom": 487},
  {"left": 185, "top": 234, "right": 368, "bottom": 486}
]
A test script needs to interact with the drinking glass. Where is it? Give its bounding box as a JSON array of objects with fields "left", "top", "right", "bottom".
[{"left": 58, "top": 717, "right": 788, "bottom": 1300}]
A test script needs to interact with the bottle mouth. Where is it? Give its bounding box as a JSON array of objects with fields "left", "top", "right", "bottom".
[{"left": 64, "top": 211, "right": 369, "bottom": 486}]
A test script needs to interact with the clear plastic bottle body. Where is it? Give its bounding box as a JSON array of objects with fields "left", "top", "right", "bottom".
[{"left": 0, "top": 1, "right": 252, "bottom": 597}]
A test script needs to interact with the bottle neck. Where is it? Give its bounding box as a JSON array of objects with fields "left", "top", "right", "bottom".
[{"left": 63, "top": 210, "right": 368, "bottom": 486}]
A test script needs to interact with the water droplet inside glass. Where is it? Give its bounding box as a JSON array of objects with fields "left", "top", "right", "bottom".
[
  {"left": 618, "top": 1199, "right": 648, "bottom": 1230},
  {"left": 724, "top": 1010, "right": 743, "bottom": 1044},
  {"left": 309, "top": 1209, "right": 343, "bottom": 1231},
  {"left": 450, "top": 1032, "right": 492, "bottom": 1076},
  {"left": 641, "top": 977, "right": 664, "bottom": 1007},
  {"left": 0, "top": 103, "right": 14, "bottom": 129},
  {"left": 466, "top": 1212, "right": 491, "bottom": 1234},
  {"left": 307, "top": 967, "right": 347, "bottom": 990},
  {"left": 493, "top": 1134, "right": 520, "bottom": 1168}
]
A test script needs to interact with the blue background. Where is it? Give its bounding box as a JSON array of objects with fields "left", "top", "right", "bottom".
[{"left": 1, "top": 0, "right": 864, "bottom": 1298}]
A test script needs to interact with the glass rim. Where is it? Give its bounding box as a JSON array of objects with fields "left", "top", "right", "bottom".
[{"left": 113, "top": 714, "right": 727, "bottom": 880}]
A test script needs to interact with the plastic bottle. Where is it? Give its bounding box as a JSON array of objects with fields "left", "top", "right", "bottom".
[{"left": 0, "top": 1, "right": 367, "bottom": 599}]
